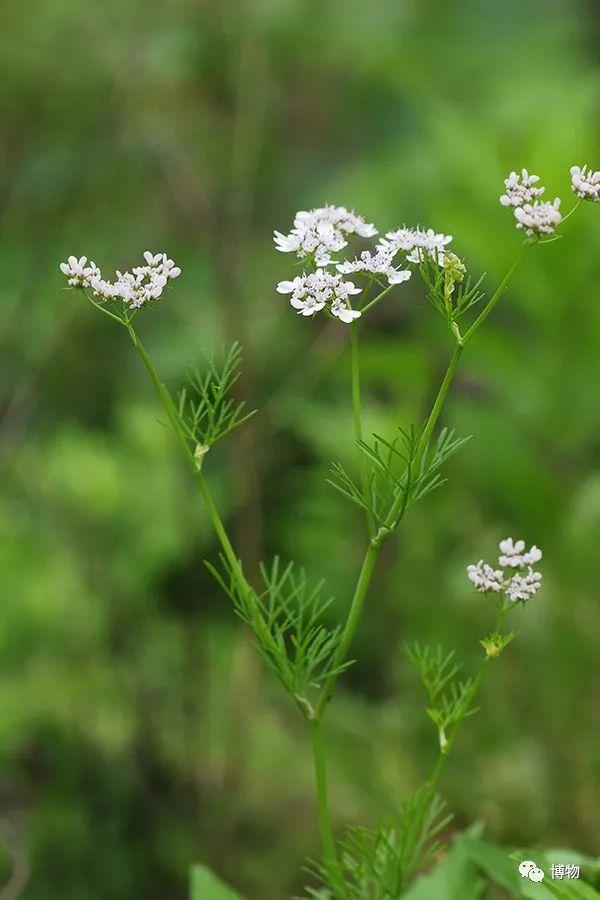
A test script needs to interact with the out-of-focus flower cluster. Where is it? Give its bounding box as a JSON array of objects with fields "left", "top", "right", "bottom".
[
  {"left": 467, "top": 537, "right": 543, "bottom": 604},
  {"left": 274, "top": 205, "right": 451, "bottom": 324},
  {"left": 570, "top": 165, "right": 600, "bottom": 203},
  {"left": 499, "top": 169, "right": 562, "bottom": 237},
  {"left": 60, "top": 251, "right": 181, "bottom": 309}
]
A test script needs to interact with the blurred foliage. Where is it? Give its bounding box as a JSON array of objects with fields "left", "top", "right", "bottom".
[{"left": 1, "top": 0, "right": 600, "bottom": 897}]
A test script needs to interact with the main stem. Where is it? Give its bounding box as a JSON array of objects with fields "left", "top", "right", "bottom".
[
  {"left": 309, "top": 719, "right": 338, "bottom": 868},
  {"left": 350, "top": 323, "right": 375, "bottom": 537},
  {"left": 316, "top": 539, "right": 381, "bottom": 718}
]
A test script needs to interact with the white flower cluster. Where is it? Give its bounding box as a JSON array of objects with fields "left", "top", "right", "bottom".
[
  {"left": 336, "top": 248, "right": 412, "bottom": 285},
  {"left": 274, "top": 204, "right": 453, "bottom": 324},
  {"left": 467, "top": 537, "right": 543, "bottom": 604},
  {"left": 379, "top": 226, "right": 453, "bottom": 264},
  {"left": 60, "top": 251, "right": 181, "bottom": 309},
  {"left": 274, "top": 205, "right": 377, "bottom": 268},
  {"left": 514, "top": 199, "right": 562, "bottom": 237},
  {"left": 499, "top": 169, "right": 545, "bottom": 208},
  {"left": 570, "top": 165, "right": 600, "bottom": 203},
  {"left": 499, "top": 169, "right": 562, "bottom": 237},
  {"left": 277, "top": 269, "right": 362, "bottom": 323}
]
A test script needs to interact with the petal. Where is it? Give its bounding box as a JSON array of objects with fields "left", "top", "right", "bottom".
[{"left": 277, "top": 280, "right": 296, "bottom": 294}]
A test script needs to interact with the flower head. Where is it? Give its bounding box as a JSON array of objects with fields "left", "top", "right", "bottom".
[
  {"left": 380, "top": 226, "right": 453, "bottom": 264},
  {"left": 277, "top": 268, "right": 362, "bottom": 323},
  {"left": 59, "top": 250, "right": 181, "bottom": 309},
  {"left": 274, "top": 205, "right": 377, "bottom": 267},
  {"left": 505, "top": 568, "right": 543, "bottom": 603},
  {"left": 467, "top": 561, "right": 505, "bottom": 593},
  {"left": 336, "top": 248, "right": 412, "bottom": 286},
  {"left": 499, "top": 169, "right": 545, "bottom": 208},
  {"left": 466, "top": 537, "right": 543, "bottom": 605},
  {"left": 570, "top": 165, "right": 600, "bottom": 203},
  {"left": 514, "top": 198, "right": 562, "bottom": 237},
  {"left": 59, "top": 256, "right": 100, "bottom": 288}
]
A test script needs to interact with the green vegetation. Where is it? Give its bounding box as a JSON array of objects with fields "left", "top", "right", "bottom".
[{"left": 1, "top": 1, "right": 599, "bottom": 897}]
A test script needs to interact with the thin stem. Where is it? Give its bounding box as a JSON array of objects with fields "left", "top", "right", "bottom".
[
  {"left": 559, "top": 198, "right": 582, "bottom": 225},
  {"left": 309, "top": 719, "right": 339, "bottom": 869},
  {"left": 316, "top": 540, "right": 381, "bottom": 717},
  {"left": 426, "top": 608, "right": 507, "bottom": 799},
  {"left": 349, "top": 323, "right": 375, "bottom": 537},
  {"left": 360, "top": 282, "right": 395, "bottom": 315},
  {"left": 126, "top": 323, "right": 245, "bottom": 585},
  {"left": 462, "top": 253, "right": 525, "bottom": 345},
  {"left": 384, "top": 341, "right": 463, "bottom": 530}
]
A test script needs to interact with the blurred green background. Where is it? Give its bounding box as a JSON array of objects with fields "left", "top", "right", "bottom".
[{"left": 1, "top": 0, "right": 599, "bottom": 897}]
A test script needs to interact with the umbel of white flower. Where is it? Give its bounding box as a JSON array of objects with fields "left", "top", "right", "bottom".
[
  {"left": 274, "top": 205, "right": 378, "bottom": 268},
  {"left": 60, "top": 251, "right": 181, "bottom": 308},
  {"left": 467, "top": 537, "right": 543, "bottom": 603},
  {"left": 499, "top": 169, "right": 563, "bottom": 237},
  {"left": 277, "top": 269, "right": 362, "bottom": 323},
  {"left": 274, "top": 204, "right": 452, "bottom": 324},
  {"left": 570, "top": 165, "right": 600, "bottom": 203}
]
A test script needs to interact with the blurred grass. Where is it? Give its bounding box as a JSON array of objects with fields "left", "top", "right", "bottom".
[{"left": 0, "top": 0, "right": 600, "bottom": 897}]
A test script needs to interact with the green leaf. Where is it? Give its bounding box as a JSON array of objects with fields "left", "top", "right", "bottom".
[
  {"left": 190, "top": 865, "right": 244, "bottom": 900},
  {"left": 458, "top": 833, "right": 523, "bottom": 892},
  {"left": 402, "top": 835, "right": 483, "bottom": 900}
]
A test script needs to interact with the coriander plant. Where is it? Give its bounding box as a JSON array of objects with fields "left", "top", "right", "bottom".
[{"left": 60, "top": 163, "right": 599, "bottom": 898}]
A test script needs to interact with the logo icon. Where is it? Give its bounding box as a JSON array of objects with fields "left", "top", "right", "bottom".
[{"left": 519, "top": 860, "right": 545, "bottom": 883}]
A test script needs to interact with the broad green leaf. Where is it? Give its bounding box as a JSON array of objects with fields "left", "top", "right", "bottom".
[
  {"left": 403, "top": 836, "right": 483, "bottom": 900},
  {"left": 459, "top": 834, "right": 523, "bottom": 893},
  {"left": 190, "top": 865, "right": 244, "bottom": 900}
]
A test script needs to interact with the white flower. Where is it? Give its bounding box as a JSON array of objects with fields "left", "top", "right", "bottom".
[
  {"left": 499, "top": 169, "right": 545, "bottom": 208},
  {"left": 379, "top": 226, "right": 453, "bottom": 264},
  {"left": 331, "top": 298, "right": 361, "bottom": 323},
  {"left": 274, "top": 205, "right": 377, "bottom": 267},
  {"left": 467, "top": 560, "right": 505, "bottom": 592},
  {"left": 60, "top": 250, "right": 181, "bottom": 308},
  {"left": 59, "top": 256, "right": 100, "bottom": 287},
  {"left": 514, "top": 198, "right": 562, "bottom": 236},
  {"left": 336, "top": 248, "right": 412, "bottom": 286},
  {"left": 570, "top": 165, "right": 600, "bottom": 202},
  {"left": 467, "top": 536, "right": 543, "bottom": 604},
  {"left": 277, "top": 269, "right": 361, "bottom": 323},
  {"left": 498, "top": 537, "right": 542, "bottom": 568},
  {"left": 505, "top": 567, "right": 543, "bottom": 603}
]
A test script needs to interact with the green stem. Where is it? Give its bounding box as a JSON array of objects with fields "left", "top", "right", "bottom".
[
  {"left": 462, "top": 254, "right": 524, "bottom": 345},
  {"left": 309, "top": 719, "right": 339, "bottom": 869},
  {"left": 316, "top": 540, "right": 381, "bottom": 717},
  {"left": 360, "top": 282, "right": 394, "bottom": 315},
  {"left": 384, "top": 341, "right": 463, "bottom": 530},
  {"left": 350, "top": 324, "right": 375, "bottom": 537},
  {"left": 126, "top": 324, "right": 244, "bottom": 584},
  {"left": 427, "top": 609, "right": 507, "bottom": 799}
]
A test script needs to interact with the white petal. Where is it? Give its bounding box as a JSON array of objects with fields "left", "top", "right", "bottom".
[{"left": 277, "top": 280, "right": 296, "bottom": 294}]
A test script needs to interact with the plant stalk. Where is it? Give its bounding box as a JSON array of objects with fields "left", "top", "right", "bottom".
[
  {"left": 316, "top": 539, "right": 381, "bottom": 717},
  {"left": 309, "top": 718, "right": 339, "bottom": 869},
  {"left": 350, "top": 323, "right": 375, "bottom": 537},
  {"left": 426, "top": 608, "right": 507, "bottom": 800},
  {"left": 126, "top": 324, "right": 245, "bottom": 587}
]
